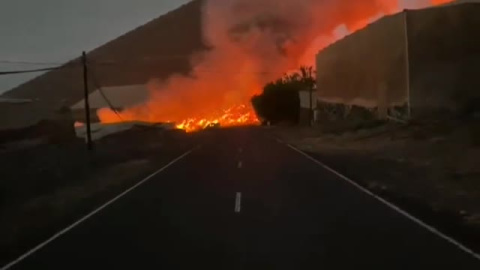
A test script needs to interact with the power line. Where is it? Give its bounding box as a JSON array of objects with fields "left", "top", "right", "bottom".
[
  {"left": 0, "top": 60, "right": 65, "bottom": 66},
  {"left": 0, "top": 54, "right": 307, "bottom": 78},
  {"left": 0, "top": 60, "right": 83, "bottom": 76},
  {"left": 88, "top": 65, "right": 124, "bottom": 122},
  {"left": 0, "top": 57, "right": 293, "bottom": 75},
  {"left": 92, "top": 55, "right": 194, "bottom": 63},
  {"left": 0, "top": 56, "right": 191, "bottom": 66},
  {"left": 0, "top": 66, "right": 60, "bottom": 76}
]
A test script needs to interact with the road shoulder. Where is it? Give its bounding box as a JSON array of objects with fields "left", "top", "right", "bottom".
[{"left": 273, "top": 121, "right": 480, "bottom": 254}]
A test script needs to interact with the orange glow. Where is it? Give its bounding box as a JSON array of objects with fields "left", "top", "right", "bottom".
[
  {"left": 99, "top": 103, "right": 259, "bottom": 132},
  {"left": 172, "top": 104, "right": 259, "bottom": 132},
  {"left": 430, "top": 0, "right": 453, "bottom": 4},
  {"left": 299, "top": 0, "right": 454, "bottom": 66},
  {"left": 97, "top": 0, "right": 452, "bottom": 131}
]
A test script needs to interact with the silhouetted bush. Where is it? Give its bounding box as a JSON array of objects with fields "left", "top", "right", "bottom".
[{"left": 252, "top": 66, "right": 314, "bottom": 125}]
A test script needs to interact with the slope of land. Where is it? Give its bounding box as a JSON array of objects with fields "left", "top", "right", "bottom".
[{"left": 1, "top": 0, "right": 205, "bottom": 114}]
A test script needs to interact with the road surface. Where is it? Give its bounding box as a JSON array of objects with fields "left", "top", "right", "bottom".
[{"left": 4, "top": 128, "right": 480, "bottom": 269}]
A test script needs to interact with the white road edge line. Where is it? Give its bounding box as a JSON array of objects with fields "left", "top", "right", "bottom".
[
  {"left": 286, "top": 143, "right": 480, "bottom": 261},
  {"left": 1, "top": 148, "right": 197, "bottom": 270},
  {"left": 235, "top": 192, "right": 242, "bottom": 213},
  {"left": 238, "top": 161, "right": 243, "bottom": 169}
]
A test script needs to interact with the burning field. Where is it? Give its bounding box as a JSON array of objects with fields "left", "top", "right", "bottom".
[{"left": 97, "top": 0, "right": 452, "bottom": 132}]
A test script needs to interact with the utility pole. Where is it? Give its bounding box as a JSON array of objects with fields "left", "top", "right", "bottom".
[
  {"left": 82, "top": 51, "right": 93, "bottom": 150},
  {"left": 309, "top": 85, "right": 313, "bottom": 126},
  {"left": 308, "top": 66, "right": 315, "bottom": 127},
  {"left": 404, "top": 11, "right": 412, "bottom": 120}
]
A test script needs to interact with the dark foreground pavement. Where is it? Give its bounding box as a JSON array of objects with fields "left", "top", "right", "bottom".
[{"left": 3, "top": 128, "right": 480, "bottom": 269}]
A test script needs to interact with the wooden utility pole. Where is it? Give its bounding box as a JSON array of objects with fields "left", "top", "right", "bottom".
[
  {"left": 308, "top": 66, "right": 315, "bottom": 126},
  {"left": 82, "top": 51, "right": 93, "bottom": 150},
  {"left": 309, "top": 86, "right": 313, "bottom": 126},
  {"left": 404, "top": 11, "right": 412, "bottom": 119}
]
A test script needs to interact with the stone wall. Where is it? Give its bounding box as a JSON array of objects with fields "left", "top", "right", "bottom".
[
  {"left": 316, "top": 3, "right": 480, "bottom": 120},
  {"left": 407, "top": 3, "right": 480, "bottom": 116},
  {"left": 316, "top": 13, "right": 408, "bottom": 110}
]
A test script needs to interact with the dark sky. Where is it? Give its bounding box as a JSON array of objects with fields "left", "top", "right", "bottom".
[{"left": 0, "top": 0, "right": 189, "bottom": 93}]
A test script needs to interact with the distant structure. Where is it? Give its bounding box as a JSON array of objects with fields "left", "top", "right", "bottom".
[
  {"left": 0, "top": 98, "right": 38, "bottom": 130},
  {"left": 0, "top": 98, "right": 76, "bottom": 144},
  {"left": 315, "top": 2, "right": 480, "bottom": 121},
  {"left": 298, "top": 89, "right": 317, "bottom": 125},
  {"left": 70, "top": 84, "right": 149, "bottom": 122}
]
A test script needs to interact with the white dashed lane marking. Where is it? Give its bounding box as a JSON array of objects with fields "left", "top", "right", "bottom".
[{"left": 235, "top": 192, "right": 242, "bottom": 213}]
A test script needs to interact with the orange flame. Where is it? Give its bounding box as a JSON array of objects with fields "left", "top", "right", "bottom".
[
  {"left": 174, "top": 104, "right": 259, "bottom": 132},
  {"left": 99, "top": 104, "right": 259, "bottom": 132},
  {"left": 430, "top": 0, "right": 453, "bottom": 4}
]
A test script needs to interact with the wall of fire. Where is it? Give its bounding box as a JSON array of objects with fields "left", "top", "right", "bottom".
[{"left": 315, "top": 2, "right": 480, "bottom": 121}]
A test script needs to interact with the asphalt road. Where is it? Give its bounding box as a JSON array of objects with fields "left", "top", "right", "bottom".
[{"left": 4, "top": 128, "right": 480, "bottom": 269}]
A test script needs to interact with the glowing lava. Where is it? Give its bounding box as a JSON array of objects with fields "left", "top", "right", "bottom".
[
  {"left": 98, "top": 104, "right": 259, "bottom": 132},
  {"left": 174, "top": 104, "right": 259, "bottom": 132}
]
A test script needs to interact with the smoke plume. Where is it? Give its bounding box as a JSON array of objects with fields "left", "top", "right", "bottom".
[{"left": 98, "top": 0, "right": 452, "bottom": 127}]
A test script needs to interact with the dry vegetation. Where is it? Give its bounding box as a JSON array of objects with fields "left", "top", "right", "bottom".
[
  {"left": 275, "top": 118, "right": 480, "bottom": 250},
  {"left": 0, "top": 128, "right": 194, "bottom": 264}
]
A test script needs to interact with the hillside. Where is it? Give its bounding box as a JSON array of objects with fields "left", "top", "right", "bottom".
[{"left": 1, "top": 0, "right": 205, "bottom": 113}]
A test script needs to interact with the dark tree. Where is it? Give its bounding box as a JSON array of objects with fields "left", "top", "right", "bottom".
[{"left": 252, "top": 66, "right": 315, "bottom": 125}]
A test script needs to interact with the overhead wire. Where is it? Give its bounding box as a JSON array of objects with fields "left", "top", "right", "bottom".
[
  {"left": 0, "top": 60, "right": 65, "bottom": 66},
  {"left": 87, "top": 64, "right": 124, "bottom": 122},
  {"left": 0, "top": 60, "right": 82, "bottom": 76},
  {"left": 0, "top": 66, "right": 60, "bottom": 76},
  {"left": 0, "top": 56, "right": 288, "bottom": 75}
]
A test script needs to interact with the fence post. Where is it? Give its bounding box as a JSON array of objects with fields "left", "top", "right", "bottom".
[
  {"left": 377, "top": 82, "right": 388, "bottom": 120},
  {"left": 309, "top": 86, "right": 313, "bottom": 126},
  {"left": 404, "top": 10, "right": 412, "bottom": 119}
]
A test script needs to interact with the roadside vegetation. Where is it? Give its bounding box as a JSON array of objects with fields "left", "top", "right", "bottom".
[{"left": 251, "top": 66, "right": 315, "bottom": 125}]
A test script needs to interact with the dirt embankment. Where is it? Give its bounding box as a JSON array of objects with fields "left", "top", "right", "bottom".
[{"left": 275, "top": 119, "right": 480, "bottom": 252}]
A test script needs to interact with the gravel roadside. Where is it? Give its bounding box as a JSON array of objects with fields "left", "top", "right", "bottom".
[
  {"left": 274, "top": 120, "right": 480, "bottom": 253},
  {"left": 0, "top": 128, "right": 196, "bottom": 265}
]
